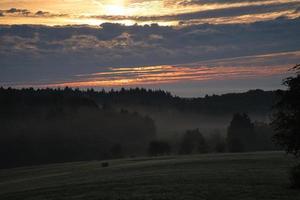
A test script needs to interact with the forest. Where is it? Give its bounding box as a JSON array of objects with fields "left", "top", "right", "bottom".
[{"left": 0, "top": 87, "right": 278, "bottom": 169}]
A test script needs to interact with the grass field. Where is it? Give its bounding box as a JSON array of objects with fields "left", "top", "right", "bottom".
[{"left": 0, "top": 151, "right": 299, "bottom": 200}]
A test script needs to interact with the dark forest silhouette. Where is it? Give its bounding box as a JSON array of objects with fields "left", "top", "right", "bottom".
[
  {"left": 271, "top": 65, "right": 300, "bottom": 188},
  {"left": 89, "top": 88, "right": 276, "bottom": 115},
  {"left": 272, "top": 65, "right": 300, "bottom": 157},
  {"left": 0, "top": 87, "right": 156, "bottom": 168},
  {"left": 0, "top": 87, "right": 279, "bottom": 169}
]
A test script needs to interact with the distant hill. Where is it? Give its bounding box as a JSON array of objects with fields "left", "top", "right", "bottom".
[
  {"left": 87, "top": 88, "right": 278, "bottom": 135},
  {"left": 0, "top": 87, "right": 279, "bottom": 168},
  {"left": 70, "top": 87, "right": 276, "bottom": 115},
  {"left": 187, "top": 89, "right": 277, "bottom": 115},
  {"left": 1, "top": 87, "right": 277, "bottom": 115},
  {"left": 0, "top": 87, "right": 156, "bottom": 168}
]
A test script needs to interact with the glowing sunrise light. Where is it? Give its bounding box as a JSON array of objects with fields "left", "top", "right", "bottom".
[
  {"left": 1, "top": 0, "right": 300, "bottom": 26},
  {"left": 35, "top": 50, "right": 300, "bottom": 88},
  {"left": 104, "top": 0, "right": 127, "bottom": 16},
  {"left": 39, "top": 64, "right": 290, "bottom": 88},
  {"left": 104, "top": 5, "right": 126, "bottom": 15}
]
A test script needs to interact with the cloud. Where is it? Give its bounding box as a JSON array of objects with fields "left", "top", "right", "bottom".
[
  {"left": 176, "top": 0, "right": 276, "bottom": 6},
  {"left": 0, "top": 18, "right": 300, "bottom": 93},
  {"left": 5, "top": 8, "right": 30, "bottom": 15},
  {"left": 11, "top": 51, "right": 299, "bottom": 89},
  {"left": 88, "top": 1, "right": 300, "bottom": 21},
  {"left": 1, "top": 17, "right": 300, "bottom": 55},
  {"left": 1, "top": 1, "right": 299, "bottom": 95},
  {"left": 0, "top": 8, "right": 68, "bottom": 18},
  {"left": 1, "top": 0, "right": 300, "bottom": 26},
  {"left": 35, "top": 10, "right": 51, "bottom": 17}
]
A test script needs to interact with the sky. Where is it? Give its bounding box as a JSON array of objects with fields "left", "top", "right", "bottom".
[{"left": 1, "top": 0, "right": 300, "bottom": 96}]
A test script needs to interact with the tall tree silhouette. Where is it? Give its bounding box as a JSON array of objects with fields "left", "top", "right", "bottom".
[
  {"left": 227, "top": 113, "right": 255, "bottom": 152},
  {"left": 272, "top": 65, "right": 300, "bottom": 156},
  {"left": 179, "top": 129, "right": 207, "bottom": 154},
  {"left": 148, "top": 140, "right": 171, "bottom": 156}
]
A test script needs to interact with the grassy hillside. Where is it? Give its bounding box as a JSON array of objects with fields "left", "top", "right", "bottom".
[{"left": 0, "top": 152, "right": 299, "bottom": 200}]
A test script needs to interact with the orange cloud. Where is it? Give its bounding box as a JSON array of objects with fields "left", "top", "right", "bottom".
[
  {"left": 42, "top": 64, "right": 290, "bottom": 88},
  {"left": 11, "top": 51, "right": 299, "bottom": 89},
  {"left": 1, "top": 0, "right": 300, "bottom": 26}
]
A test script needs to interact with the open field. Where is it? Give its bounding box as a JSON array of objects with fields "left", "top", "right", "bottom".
[{"left": 0, "top": 151, "right": 299, "bottom": 200}]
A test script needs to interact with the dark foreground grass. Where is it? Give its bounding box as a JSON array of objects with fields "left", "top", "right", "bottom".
[{"left": 0, "top": 151, "right": 299, "bottom": 200}]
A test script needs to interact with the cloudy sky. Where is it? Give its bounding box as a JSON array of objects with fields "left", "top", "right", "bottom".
[{"left": 1, "top": 0, "right": 300, "bottom": 96}]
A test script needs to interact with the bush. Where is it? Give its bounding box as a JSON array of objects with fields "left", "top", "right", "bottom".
[
  {"left": 179, "top": 129, "right": 207, "bottom": 154},
  {"left": 148, "top": 140, "right": 171, "bottom": 156},
  {"left": 290, "top": 164, "right": 300, "bottom": 188},
  {"left": 101, "top": 162, "right": 109, "bottom": 168}
]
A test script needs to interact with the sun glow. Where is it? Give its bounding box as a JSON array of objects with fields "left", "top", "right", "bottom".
[
  {"left": 36, "top": 51, "right": 300, "bottom": 88},
  {"left": 104, "top": 5, "right": 126, "bottom": 15},
  {"left": 104, "top": 0, "right": 127, "bottom": 16},
  {"left": 0, "top": 0, "right": 299, "bottom": 26},
  {"left": 41, "top": 64, "right": 290, "bottom": 88}
]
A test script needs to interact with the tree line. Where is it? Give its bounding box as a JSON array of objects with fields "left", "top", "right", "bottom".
[
  {"left": 0, "top": 87, "right": 156, "bottom": 168},
  {"left": 92, "top": 88, "right": 276, "bottom": 115},
  {"left": 0, "top": 87, "right": 279, "bottom": 169},
  {"left": 148, "top": 113, "right": 278, "bottom": 156}
]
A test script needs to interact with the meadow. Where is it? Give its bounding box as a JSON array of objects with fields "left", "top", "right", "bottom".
[{"left": 0, "top": 151, "right": 299, "bottom": 200}]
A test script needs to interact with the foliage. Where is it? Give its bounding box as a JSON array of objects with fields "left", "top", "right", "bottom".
[
  {"left": 179, "top": 129, "right": 207, "bottom": 154},
  {"left": 272, "top": 65, "right": 300, "bottom": 157},
  {"left": 0, "top": 87, "right": 281, "bottom": 168},
  {"left": 101, "top": 162, "right": 109, "bottom": 168},
  {"left": 0, "top": 87, "right": 276, "bottom": 116},
  {"left": 254, "top": 122, "right": 278, "bottom": 151},
  {"left": 227, "top": 113, "right": 255, "bottom": 152},
  {"left": 148, "top": 140, "right": 171, "bottom": 156},
  {"left": 110, "top": 144, "right": 123, "bottom": 159},
  {"left": 0, "top": 87, "right": 156, "bottom": 168},
  {"left": 207, "top": 130, "right": 226, "bottom": 153},
  {"left": 290, "top": 163, "right": 300, "bottom": 188},
  {"left": 93, "top": 88, "right": 276, "bottom": 115}
]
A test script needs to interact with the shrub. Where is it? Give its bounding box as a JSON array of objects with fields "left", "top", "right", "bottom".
[
  {"left": 101, "top": 162, "right": 109, "bottom": 168},
  {"left": 179, "top": 129, "right": 207, "bottom": 154},
  {"left": 290, "top": 164, "right": 300, "bottom": 188},
  {"left": 148, "top": 140, "right": 171, "bottom": 156}
]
